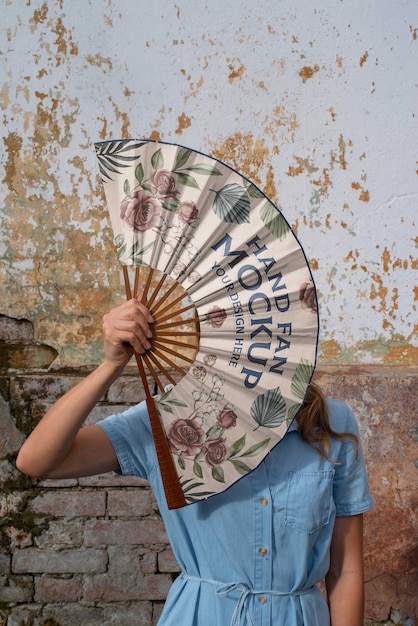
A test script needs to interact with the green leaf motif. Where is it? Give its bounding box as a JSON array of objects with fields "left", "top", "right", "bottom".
[
  {"left": 241, "top": 437, "right": 270, "bottom": 458},
  {"left": 186, "top": 164, "right": 222, "bottom": 176},
  {"left": 123, "top": 179, "right": 131, "bottom": 196},
  {"left": 229, "top": 459, "right": 252, "bottom": 475},
  {"left": 114, "top": 234, "right": 125, "bottom": 249},
  {"left": 251, "top": 387, "right": 286, "bottom": 429},
  {"left": 166, "top": 399, "right": 188, "bottom": 408},
  {"left": 260, "top": 201, "right": 289, "bottom": 241},
  {"left": 95, "top": 140, "right": 146, "bottom": 181},
  {"left": 211, "top": 465, "right": 225, "bottom": 483},
  {"left": 161, "top": 198, "right": 181, "bottom": 212},
  {"left": 128, "top": 241, "right": 154, "bottom": 262},
  {"left": 193, "top": 461, "right": 203, "bottom": 479},
  {"left": 172, "top": 171, "right": 200, "bottom": 189},
  {"left": 151, "top": 148, "right": 164, "bottom": 171},
  {"left": 206, "top": 423, "right": 225, "bottom": 439},
  {"left": 286, "top": 402, "right": 301, "bottom": 426},
  {"left": 212, "top": 184, "right": 250, "bottom": 224},
  {"left": 245, "top": 182, "right": 265, "bottom": 198},
  {"left": 135, "top": 162, "right": 144, "bottom": 185},
  {"left": 160, "top": 402, "right": 174, "bottom": 414},
  {"left": 174, "top": 148, "right": 192, "bottom": 170},
  {"left": 117, "top": 244, "right": 127, "bottom": 261},
  {"left": 291, "top": 358, "right": 315, "bottom": 399},
  {"left": 178, "top": 455, "right": 186, "bottom": 470},
  {"left": 227, "top": 434, "right": 246, "bottom": 459}
]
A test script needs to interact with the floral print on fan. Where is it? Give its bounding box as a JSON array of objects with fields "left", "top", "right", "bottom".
[{"left": 160, "top": 354, "right": 271, "bottom": 485}]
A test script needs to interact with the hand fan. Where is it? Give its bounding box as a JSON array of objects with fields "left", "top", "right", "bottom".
[{"left": 95, "top": 139, "right": 319, "bottom": 509}]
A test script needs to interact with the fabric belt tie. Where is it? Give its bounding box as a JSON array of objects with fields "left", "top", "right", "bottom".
[{"left": 180, "top": 573, "right": 315, "bottom": 626}]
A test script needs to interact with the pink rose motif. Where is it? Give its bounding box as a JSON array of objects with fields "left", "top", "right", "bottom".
[
  {"left": 208, "top": 306, "right": 227, "bottom": 328},
  {"left": 216, "top": 408, "right": 237, "bottom": 429},
  {"left": 120, "top": 190, "right": 161, "bottom": 232},
  {"left": 178, "top": 201, "right": 198, "bottom": 224},
  {"left": 202, "top": 436, "right": 227, "bottom": 466},
  {"left": 167, "top": 418, "right": 205, "bottom": 456},
  {"left": 299, "top": 281, "right": 317, "bottom": 314},
  {"left": 150, "top": 169, "right": 178, "bottom": 199}
]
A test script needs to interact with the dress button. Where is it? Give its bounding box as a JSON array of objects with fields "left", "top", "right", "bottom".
[
  {"left": 259, "top": 497, "right": 269, "bottom": 506},
  {"left": 258, "top": 546, "right": 268, "bottom": 556},
  {"left": 258, "top": 595, "right": 267, "bottom": 604}
]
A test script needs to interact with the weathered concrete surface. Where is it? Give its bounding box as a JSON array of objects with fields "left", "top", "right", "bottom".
[{"left": 1, "top": 0, "right": 416, "bottom": 368}]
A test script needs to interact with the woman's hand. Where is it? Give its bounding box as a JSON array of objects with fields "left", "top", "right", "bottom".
[{"left": 102, "top": 295, "right": 154, "bottom": 368}]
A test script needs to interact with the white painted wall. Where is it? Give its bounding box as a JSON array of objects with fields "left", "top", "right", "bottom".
[{"left": 1, "top": 0, "right": 417, "bottom": 366}]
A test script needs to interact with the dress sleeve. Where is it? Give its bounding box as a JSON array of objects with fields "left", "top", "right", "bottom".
[
  {"left": 332, "top": 402, "right": 374, "bottom": 517},
  {"left": 97, "top": 401, "right": 157, "bottom": 480}
]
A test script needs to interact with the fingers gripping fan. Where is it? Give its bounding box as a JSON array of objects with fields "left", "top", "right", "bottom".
[{"left": 95, "top": 139, "right": 319, "bottom": 509}]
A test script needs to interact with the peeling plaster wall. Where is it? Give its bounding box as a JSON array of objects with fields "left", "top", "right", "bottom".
[{"left": 1, "top": 0, "right": 417, "bottom": 367}]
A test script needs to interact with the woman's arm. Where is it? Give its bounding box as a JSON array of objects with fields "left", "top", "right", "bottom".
[
  {"left": 326, "top": 514, "right": 365, "bottom": 626},
  {"left": 16, "top": 296, "right": 153, "bottom": 480}
]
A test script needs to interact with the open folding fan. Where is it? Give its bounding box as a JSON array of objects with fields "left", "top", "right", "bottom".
[{"left": 95, "top": 139, "right": 319, "bottom": 509}]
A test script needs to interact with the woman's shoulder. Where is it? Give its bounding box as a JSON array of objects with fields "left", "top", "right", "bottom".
[{"left": 325, "top": 397, "right": 360, "bottom": 434}]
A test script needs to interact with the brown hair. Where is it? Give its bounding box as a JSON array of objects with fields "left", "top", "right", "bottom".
[{"left": 296, "top": 381, "right": 358, "bottom": 461}]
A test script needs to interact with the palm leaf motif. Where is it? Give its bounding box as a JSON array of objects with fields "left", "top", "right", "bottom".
[
  {"left": 211, "top": 184, "right": 251, "bottom": 223},
  {"left": 260, "top": 201, "right": 290, "bottom": 241},
  {"left": 95, "top": 140, "right": 146, "bottom": 181},
  {"left": 286, "top": 402, "right": 302, "bottom": 426},
  {"left": 251, "top": 387, "right": 286, "bottom": 429},
  {"left": 291, "top": 358, "right": 315, "bottom": 399}
]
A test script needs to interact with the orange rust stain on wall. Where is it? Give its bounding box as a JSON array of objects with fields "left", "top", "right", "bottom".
[
  {"left": 227, "top": 61, "right": 246, "bottom": 83},
  {"left": 209, "top": 133, "right": 276, "bottom": 199},
  {"left": 351, "top": 181, "right": 370, "bottom": 202},
  {"left": 175, "top": 113, "right": 192, "bottom": 135},
  {"left": 344, "top": 249, "right": 359, "bottom": 270},
  {"left": 320, "top": 339, "right": 342, "bottom": 361},
  {"left": 369, "top": 273, "right": 400, "bottom": 320},
  {"left": 85, "top": 54, "right": 113, "bottom": 70},
  {"left": 369, "top": 272, "right": 388, "bottom": 312},
  {"left": 330, "top": 134, "right": 351, "bottom": 170},
  {"left": 148, "top": 130, "right": 162, "bottom": 141},
  {"left": 3, "top": 132, "right": 23, "bottom": 192},
  {"left": 359, "top": 51, "right": 369, "bottom": 67},
  {"left": 328, "top": 107, "right": 336, "bottom": 122},
  {"left": 30, "top": 3, "right": 48, "bottom": 31},
  {"left": 286, "top": 156, "right": 318, "bottom": 177},
  {"left": 410, "top": 25, "right": 417, "bottom": 41},
  {"left": 298, "top": 64, "right": 319, "bottom": 82}
]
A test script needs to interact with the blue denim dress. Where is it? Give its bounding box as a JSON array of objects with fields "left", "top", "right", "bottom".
[{"left": 99, "top": 398, "right": 373, "bottom": 625}]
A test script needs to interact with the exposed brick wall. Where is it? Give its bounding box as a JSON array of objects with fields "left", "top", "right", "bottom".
[{"left": 0, "top": 316, "right": 416, "bottom": 624}]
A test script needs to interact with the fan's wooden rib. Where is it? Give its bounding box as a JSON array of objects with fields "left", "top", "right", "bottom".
[
  {"left": 146, "top": 351, "right": 178, "bottom": 385},
  {"left": 124, "top": 269, "right": 186, "bottom": 510},
  {"left": 150, "top": 347, "right": 188, "bottom": 377},
  {"left": 142, "top": 353, "right": 165, "bottom": 393},
  {"left": 152, "top": 340, "right": 196, "bottom": 364},
  {"left": 154, "top": 336, "right": 199, "bottom": 351},
  {"left": 157, "top": 328, "right": 200, "bottom": 336},
  {"left": 142, "top": 267, "right": 155, "bottom": 305},
  {"left": 150, "top": 281, "right": 179, "bottom": 316},
  {"left": 133, "top": 266, "right": 140, "bottom": 298},
  {"left": 155, "top": 320, "right": 199, "bottom": 333},
  {"left": 123, "top": 266, "right": 132, "bottom": 299},
  {"left": 152, "top": 290, "right": 187, "bottom": 319},
  {"left": 147, "top": 272, "right": 168, "bottom": 309},
  {"left": 155, "top": 303, "right": 197, "bottom": 325}
]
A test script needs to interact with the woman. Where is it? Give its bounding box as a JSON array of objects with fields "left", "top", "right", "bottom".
[{"left": 16, "top": 295, "right": 373, "bottom": 626}]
